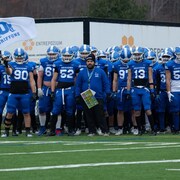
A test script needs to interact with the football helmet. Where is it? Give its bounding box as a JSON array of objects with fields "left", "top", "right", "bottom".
[
  {"left": 79, "top": 44, "right": 91, "bottom": 60},
  {"left": 14, "top": 48, "right": 26, "bottom": 64},
  {"left": 1, "top": 50, "right": 12, "bottom": 61},
  {"left": 110, "top": 51, "right": 120, "bottom": 62},
  {"left": 71, "top": 45, "right": 79, "bottom": 58},
  {"left": 144, "top": 50, "right": 157, "bottom": 64},
  {"left": 174, "top": 46, "right": 180, "bottom": 61},
  {"left": 97, "top": 50, "right": 107, "bottom": 59},
  {"left": 71, "top": 45, "right": 79, "bottom": 53},
  {"left": 161, "top": 50, "right": 173, "bottom": 63},
  {"left": 90, "top": 46, "right": 98, "bottom": 56},
  {"left": 111, "top": 45, "right": 121, "bottom": 52},
  {"left": 61, "top": 47, "right": 74, "bottom": 63},
  {"left": 1, "top": 50, "right": 12, "bottom": 65},
  {"left": 132, "top": 46, "right": 144, "bottom": 62},
  {"left": 120, "top": 48, "right": 132, "bottom": 64},
  {"left": 47, "top": 45, "right": 60, "bottom": 61},
  {"left": 105, "top": 46, "right": 112, "bottom": 59}
]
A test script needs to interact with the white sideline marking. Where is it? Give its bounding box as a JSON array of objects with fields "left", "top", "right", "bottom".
[
  {"left": 0, "top": 159, "right": 180, "bottom": 172},
  {"left": 0, "top": 144, "right": 180, "bottom": 156},
  {"left": 166, "top": 169, "right": 180, "bottom": 171},
  {"left": 0, "top": 141, "right": 179, "bottom": 146}
]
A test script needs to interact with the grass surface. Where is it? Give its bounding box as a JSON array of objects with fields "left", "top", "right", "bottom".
[{"left": 0, "top": 133, "right": 180, "bottom": 180}]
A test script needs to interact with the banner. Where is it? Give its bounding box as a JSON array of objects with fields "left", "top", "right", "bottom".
[{"left": 0, "top": 17, "right": 37, "bottom": 49}]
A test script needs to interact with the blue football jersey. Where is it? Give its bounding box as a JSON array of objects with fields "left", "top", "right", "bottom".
[
  {"left": 0, "top": 65, "right": 11, "bottom": 89},
  {"left": 127, "top": 59, "right": 152, "bottom": 80},
  {"left": 39, "top": 57, "right": 57, "bottom": 82},
  {"left": 165, "top": 60, "right": 180, "bottom": 92},
  {"left": 113, "top": 60, "right": 128, "bottom": 88},
  {"left": 165, "top": 60, "right": 180, "bottom": 81},
  {"left": 155, "top": 64, "right": 166, "bottom": 90},
  {"left": 54, "top": 59, "right": 80, "bottom": 83},
  {"left": 75, "top": 57, "right": 87, "bottom": 71},
  {"left": 8, "top": 61, "right": 33, "bottom": 82},
  {"left": 95, "top": 58, "right": 108, "bottom": 71}
]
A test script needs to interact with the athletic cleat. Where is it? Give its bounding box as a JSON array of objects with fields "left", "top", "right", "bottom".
[
  {"left": 87, "top": 133, "right": 95, "bottom": 137},
  {"left": 47, "top": 132, "right": 56, "bottom": 136},
  {"left": 96, "top": 128, "right": 103, "bottom": 136},
  {"left": 85, "top": 128, "right": 89, "bottom": 134},
  {"left": 32, "top": 129, "right": 39, "bottom": 134},
  {"left": 63, "top": 125, "right": 68, "bottom": 134},
  {"left": 68, "top": 131, "right": 75, "bottom": 136},
  {"left": 16, "top": 130, "right": 22, "bottom": 135},
  {"left": 150, "top": 131, "right": 157, "bottom": 136},
  {"left": 133, "top": 129, "right": 139, "bottom": 135},
  {"left": 12, "top": 131, "right": 18, "bottom": 136},
  {"left": 109, "top": 127, "right": 117, "bottom": 134},
  {"left": 115, "top": 129, "right": 123, "bottom": 136},
  {"left": 1, "top": 133, "right": 9, "bottom": 138},
  {"left": 165, "top": 126, "right": 171, "bottom": 133},
  {"left": 1, "top": 130, "right": 9, "bottom": 138},
  {"left": 74, "top": 129, "right": 81, "bottom": 136},
  {"left": 37, "top": 126, "right": 46, "bottom": 136},
  {"left": 26, "top": 133, "right": 33, "bottom": 137},
  {"left": 56, "top": 129, "right": 63, "bottom": 136},
  {"left": 103, "top": 133, "right": 109, "bottom": 137}
]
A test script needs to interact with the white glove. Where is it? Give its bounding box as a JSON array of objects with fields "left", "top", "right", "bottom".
[
  {"left": 167, "top": 91, "right": 174, "bottom": 102},
  {"left": 38, "top": 88, "right": 44, "bottom": 97}
]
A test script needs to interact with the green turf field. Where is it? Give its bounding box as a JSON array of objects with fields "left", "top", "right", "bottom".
[{"left": 0, "top": 133, "right": 180, "bottom": 180}]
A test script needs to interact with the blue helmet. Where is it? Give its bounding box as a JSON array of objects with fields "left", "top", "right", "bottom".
[
  {"left": 61, "top": 46, "right": 74, "bottom": 63},
  {"left": 105, "top": 46, "right": 112, "bottom": 59},
  {"left": 97, "top": 50, "right": 107, "bottom": 59},
  {"left": 132, "top": 46, "right": 144, "bottom": 62},
  {"left": 14, "top": 48, "right": 26, "bottom": 64},
  {"left": 46, "top": 45, "right": 60, "bottom": 61},
  {"left": 120, "top": 48, "right": 132, "bottom": 63},
  {"left": 90, "top": 46, "right": 98, "bottom": 53},
  {"left": 1, "top": 50, "right": 12, "bottom": 61},
  {"left": 110, "top": 51, "right": 120, "bottom": 62},
  {"left": 143, "top": 47, "right": 150, "bottom": 54},
  {"left": 174, "top": 46, "right": 180, "bottom": 61},
  {"left": 1, "top": 50, "right": 12, "bottom": 65},
  {"left": 144, "top": 50, "right": 157, "bottom": 64},
  {"left": 79, "top": 44, "right": 91, "bottom": 60},
  {"left": 71, "top": 45, "right": 79, "bottom": 53},
  {"left": 71, "top": 45, "right": 79, "bottom": 58},
  {"left": 160, "top": 49, "right": 173, "bottom": 63},
  {"left": 111, "top": 45, "right": 121, "bottom": 52}
]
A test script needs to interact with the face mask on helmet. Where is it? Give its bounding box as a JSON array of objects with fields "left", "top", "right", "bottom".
[
  {"left": 90, "top": 46, "right": 98, "bottom": 57},
  {"left": 133, "top": 53, "right": 143, "bottom": 62},
  {"left": 1, "top": 50, "right": 12, "bottom": 65},
  {"left": 161, "top": 50, "right": 173, "bottom": 63},
  {"left": 161, "top": 55, "right": 171, "bottom": 63},
  {"left": 62, "top": 47, "right": 74, "bottom": 63},
  {"left": 14, "top": 48, "right": 25, "bottom": 64},
  {"left": 79, "top": 45, "right": 91, "bottom": 60},
  {"left": 1, "top": 51, "right": 12, "bottom": 61},
  {"left": 176, "top": 53, "right": 180, "bottom": 61},
  {"left": 105, "top": 47, "right": 112, "bottom": 59},
  {"left": 110, "top": 51, "right": 120, "bottom": 62},
  {"left": 97, "top": 50, "right": 107, "bottom": 60},
  {"left": 145, "top": 51, "right": 157, "bottom": 64},
  {"left": 47, "top": 46, "right": 59, "bottom": 61},
  {"left": 132, "top": 47, "right": 144, "bottom": 62}
]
